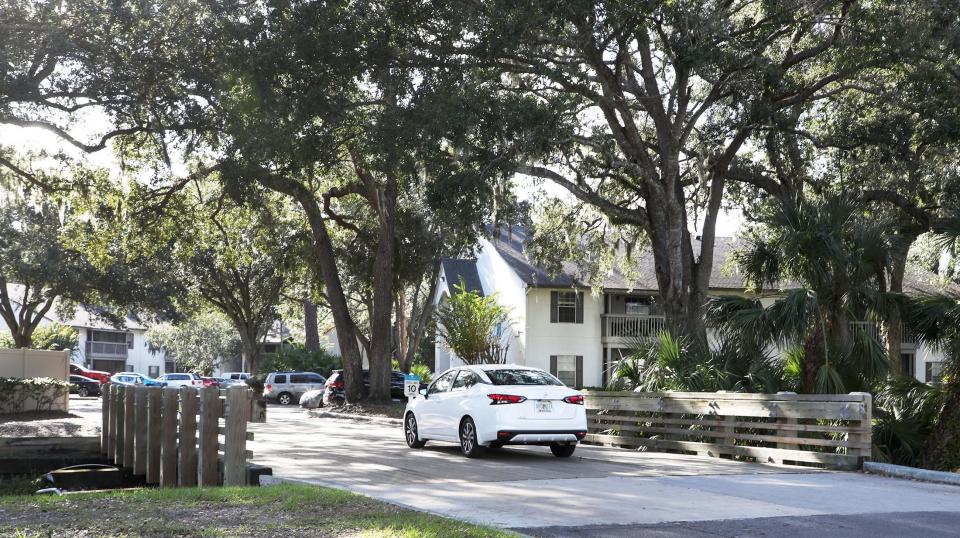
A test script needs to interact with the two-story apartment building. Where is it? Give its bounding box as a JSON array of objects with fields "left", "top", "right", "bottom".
[
  {"left": 5, "top": 284, "right": 168, "bottom": 376},
  {"left": 434, "top": 226, "right": 947, "bottom": 387}
]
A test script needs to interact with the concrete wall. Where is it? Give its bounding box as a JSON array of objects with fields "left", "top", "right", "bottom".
[{"left": 0, "top": 348, "right": 70, "bottom": 412}]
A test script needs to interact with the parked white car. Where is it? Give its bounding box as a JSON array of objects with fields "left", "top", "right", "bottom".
[
  {"left": 156, "top": 372, "right": 204, "bottom": 388},
  {"left": 403, "top": 365, "right": 587, "bottom": 458}
]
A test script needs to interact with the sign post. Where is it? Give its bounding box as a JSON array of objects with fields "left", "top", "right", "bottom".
[{"left": 404, "top": 373, "right": 421, "bottom": 400}]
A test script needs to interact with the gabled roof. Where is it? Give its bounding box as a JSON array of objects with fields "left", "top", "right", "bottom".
[
  {"left": 440, "top": 259, "right": 485, "bottom": 296},
  {"left": 482, "top": 225, "right": 951, "bottom": 295}
]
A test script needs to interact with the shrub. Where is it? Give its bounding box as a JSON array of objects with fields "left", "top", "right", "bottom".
[
  {"left": 260, "top": 344, "right": 342, "bottom": 377},
  {"left": 0, "top": 377, "right": 71, "bottom": 414}
]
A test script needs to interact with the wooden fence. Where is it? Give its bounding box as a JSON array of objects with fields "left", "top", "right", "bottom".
[
  {"left": 101, "top": 385, "right": 266, "bottom": 486},
  {"left": 584, "top": 390, "right": 871, "bottom": 470}
]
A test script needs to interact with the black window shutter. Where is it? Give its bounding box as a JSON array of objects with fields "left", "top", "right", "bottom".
[
  {"left": 550, "top": 355, "right": 558, "bottom": 376},
  {"left": 550, "top": 291, "right": 558, "bottom": 323},
  {"left": 575, "top": 292, "right": 584, "bottom": 324},
  {"left": 575, "top": 356, "right": 583, "bottom": 388}
]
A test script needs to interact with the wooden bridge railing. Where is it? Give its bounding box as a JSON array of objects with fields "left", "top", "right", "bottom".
[
  {"left": 101, "top": 384, "right": 266, "bottom": 486},
  {"left": 583, "top": 390, "right": 871, "bottom": 470}
]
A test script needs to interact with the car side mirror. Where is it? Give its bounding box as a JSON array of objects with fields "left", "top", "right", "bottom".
[{"left": 419, "top": 388, "right": 428, "bottom": 398}]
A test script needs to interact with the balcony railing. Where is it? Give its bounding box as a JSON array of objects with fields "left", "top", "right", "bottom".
[
  {"left": 603, "top": 314, "right": 667, "bottom": 339},
  {"left": 848, "top": 321, "right": 915, "bottom": 345},
  {"left": 86, "top": 341, "right": 129, "bottom": 358}
]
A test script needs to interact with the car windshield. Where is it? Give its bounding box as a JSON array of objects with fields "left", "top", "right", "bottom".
[{"left": 484, "top": 369, "right": 563, "bottom": 386}]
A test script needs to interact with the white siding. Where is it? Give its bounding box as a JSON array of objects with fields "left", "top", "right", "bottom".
[{"left": 524, "top": 288, "right": 604, "bottom": 387}]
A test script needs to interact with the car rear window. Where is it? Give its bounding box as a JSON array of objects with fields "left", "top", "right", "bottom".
[
  {"left": 485, "top": 369, "right": 563, "bottom": 386},
  {"left": 273, "top": 374, "right": 287, "bottom": 384}
]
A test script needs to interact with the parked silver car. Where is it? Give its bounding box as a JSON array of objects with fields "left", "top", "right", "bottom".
[{"left": 263, "top": 371, "right": 326, "bottom": 405}]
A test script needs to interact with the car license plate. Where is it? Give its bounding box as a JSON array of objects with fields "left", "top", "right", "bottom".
[{"left": 536, "top": 400, "right": 552, "bottom": 413}]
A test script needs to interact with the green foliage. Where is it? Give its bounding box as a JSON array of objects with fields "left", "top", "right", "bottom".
[
  {"left": 609, "top": 332, "right": 784, "bottom": 394},
  {"left": 0, "top": 377, "right": 70, "bottom": 414},
  {"left": 145, "top": 312, "right": 241, "bottom": 375},
  {"left": 711, "top": 195, "right": 893, "bottom": 393},
  {"left": 260, "top": 344, "right": 342, "bottom": 377},
  {"left": 29, "top": 323, "right": 79, "bottom": 353},
  {"left": 409, "top": 363, "right": 433, "bottom": 384},
  {"left": 435, "top": 283, "right": 512, "bottom": 365}
]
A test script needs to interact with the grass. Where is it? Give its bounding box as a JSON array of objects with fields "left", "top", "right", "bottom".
[{"left": 0, "top": 483, "right": 514, "bottom": 537}]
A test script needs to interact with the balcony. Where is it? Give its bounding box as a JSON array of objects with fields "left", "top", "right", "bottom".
[
  {"left": 86, "top": 341, "right": 129, "bottom": 358},
  {"left": 602, "top": 314, "right": 666, "bottom": 340},
  {"left": 849, "top": 321, "right": 915, "bottom": 345}
]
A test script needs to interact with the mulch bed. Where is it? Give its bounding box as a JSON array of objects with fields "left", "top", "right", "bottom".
[{"left": 0, "top": 410, "right": 100, "bottom": 438}]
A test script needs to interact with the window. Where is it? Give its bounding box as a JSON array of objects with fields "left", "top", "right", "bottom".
[
  {"left": 555, "top": 355, "right": 577, "bottom": 386},
  {"left": 485, "top": 369, "right": 562, "bottom": 386},
  {"left": 926, "top": 362, "right": 945, "bottom": 385},
  {"left": 900, "top": 352, "right": 916, "bottom": 378},
  {"left": 429, "top": 371, "right": 457, "bottom": 394},
  {"left": 273, "top": 374, "right": 288, "bottom": 384},
  {"left": 165, "top": 361, "right": 177, "bottom": 374},
  {"left": 290, "top": 374, "right": 310, "bottom": 383},
  {"left": 624, "top": 296, "right": 650, "bottom": 315},
  {"left": 148, "top": 366, "right": 160, "bottom": 378},
  {"left": 550, "top": 291, "right": 583, "bottom": 324},
  {"left": 452, "top": 371, "right": 480, "bottom": 391}
]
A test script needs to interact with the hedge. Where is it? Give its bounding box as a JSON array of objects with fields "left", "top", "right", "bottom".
[{"left": 0, "top": 377, "right": 71, "bottom": 414}]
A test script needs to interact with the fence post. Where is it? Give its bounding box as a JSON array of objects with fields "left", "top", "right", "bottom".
[
  {"left": 198, "top": 387, "right": 220, "bottom": 486},
  {"left": 103, "top": 385, "right": 114, "bottom": 458},
  {"left": 114, "top": 385, "right": 126, "bottom": 466},
  {"left": 133, "top": 386, "right": 148, "bottom": 475},
  {"left": 146, "top": 386, "right": 162, "bottom": 484},
  {"left": 178, "top": 387, "right": 199, "bottom": 487},
  {"left": 123, "top": 386, "right": 135, "bottom": 469},
  {"left": 223, "top": 386, "right": 249, "bottom": 486},
  {"left": 160, "top": 387, "right": 179, "bottom": 487},
  {"left": 775, "top": 391, "right": 799, "bottom": 458},
  {"left": 849, "top": 392, "right": 873, "bottom": 465},
  {"left": 101, "top": 386, "right": 110, "bottom": 455}
]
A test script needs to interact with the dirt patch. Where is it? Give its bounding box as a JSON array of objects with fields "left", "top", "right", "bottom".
[
  {"left": 323, "top": 402, "right": 405, "bottom": 419},
  {"left": 0, "top": 410, "right": 100, "bottom": 437}
]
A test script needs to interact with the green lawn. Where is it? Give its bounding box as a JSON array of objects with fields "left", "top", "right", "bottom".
[{"left": 0, "top": 483, "right": 514, "bottom": 537}]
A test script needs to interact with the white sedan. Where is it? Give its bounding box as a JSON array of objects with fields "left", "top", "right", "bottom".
[{"left": 403, "top": 364, "right": 587, "bottom": 458}]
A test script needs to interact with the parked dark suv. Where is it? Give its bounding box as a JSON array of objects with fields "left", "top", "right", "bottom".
[{"left": 323, "top": 370, "right": 409, "bottom": 404}]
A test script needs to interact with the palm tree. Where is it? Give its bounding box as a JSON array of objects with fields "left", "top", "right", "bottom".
[{"left": 708, "top": 195, "right": 892, "bottom": 393}]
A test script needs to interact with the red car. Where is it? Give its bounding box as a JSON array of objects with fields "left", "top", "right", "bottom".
[
  {"left": 202, "top": 377, "right": 221, "bottom": 388},
  {"left": 70, "top": 363, "right": 111, "bottom": 384}
]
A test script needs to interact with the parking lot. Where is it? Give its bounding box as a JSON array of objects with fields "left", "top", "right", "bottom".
[{"left": 250, "top": 406, "right": 960, "bottom": 534}]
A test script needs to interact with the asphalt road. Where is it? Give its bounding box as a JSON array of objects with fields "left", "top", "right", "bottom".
[{"left": 250, "top": 406, "right": 960, "bottom": 533}]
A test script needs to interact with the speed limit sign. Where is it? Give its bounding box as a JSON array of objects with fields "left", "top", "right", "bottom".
[{"left": 404, "top": 373, "right": 421, "bottom": 399}]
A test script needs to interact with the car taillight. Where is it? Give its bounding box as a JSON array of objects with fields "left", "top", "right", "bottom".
[
  {"left": 266, "top": 384, "right": 272, "bottom": 391},
  {"left": 563, "top": 395, "right": 584, "bottom": 405},
  {"left": 330, "top": 380, "right": 344, "bottom": 389},
  {"left": 487, "top": 394, "right": 527, "bottom": 405}
]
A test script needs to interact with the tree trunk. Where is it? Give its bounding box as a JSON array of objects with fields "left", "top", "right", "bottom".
[
  {"left": 884, "top": 239, "right": 912, "bottom": 377},
  {"left": 11, "top": 330, "right": 33, "bottom": 349},
  {"left": 396, "top": 292, "right": 407, "bottom": 366},
  {"left": 366, "top": 177, "right": 398, "bottom": 402},
  {"left": 304, "top": 297, "right": 320, "bottom": 352},
  {"left": 238, "top": 326, "right": 261, "bottom": 375},
  {"left": 403, "top": 261, "right": 440, "bottom": 372},
  {"left": 244, "top": 164, "right": 366, "bottom": 401}
]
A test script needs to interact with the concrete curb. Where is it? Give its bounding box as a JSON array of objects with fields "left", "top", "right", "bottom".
[
  {"left": 863, "top": 461, "right": 960, "bottom": 487},
  {"left": 306, "top": 409, "right": 403, "bottom": 426}
]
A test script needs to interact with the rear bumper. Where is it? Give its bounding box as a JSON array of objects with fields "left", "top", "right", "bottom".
[{"left": 493, "top": 430, "right": 587, "bottom": 445}]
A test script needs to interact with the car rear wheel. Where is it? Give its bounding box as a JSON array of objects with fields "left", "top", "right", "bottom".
[
  {"left": 78, "top": 386, "right": 89, "bottom": 397},
  {"left": 459, "top": 417, "right": 485, "bottom": 458},
  {"left": 277, "top": 392, "right": 293, "bottom": 405},
  {"left": 404, "top": 413, "right": 427, "bottom": 448},
  {"left": 550, "top": 444, "right": 576, "bottom": 458}
]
